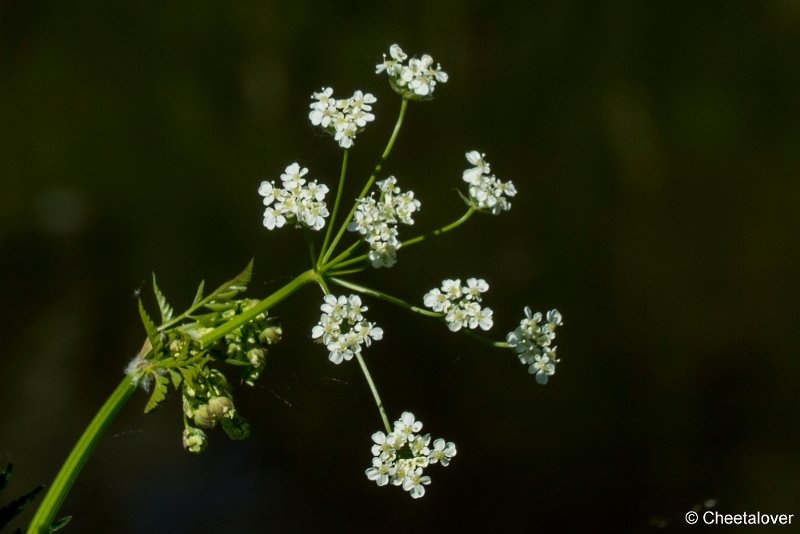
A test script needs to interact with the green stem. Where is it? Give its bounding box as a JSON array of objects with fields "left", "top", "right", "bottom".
[
  {"left": 327, "top": 207, "right": 476, "bottom": 270},
  {"left": 29, "top": 268, "right": 319, "bottom": 532},
  {"left": 328, "top": 277, "right": 441, "bottom": 318},
  {"left": 462, "top": 329, "right": 513, "bottom": 349},
  {"left": 401, "top": 207, "right": 475, "bottom": 248},
  {"left": 326, "top": 267, "right": 366, "bottom": 277},
  {"left": 197, "top": 269, "right": 316, "bottom": 348},
  {"left": 321, "top": 98, "right": 409, "bottom": 266},
  {"left": 303, "top": 229, "right": 318, "bottom": 267},
  {"left": 27, "top": 376, "right": 137, "bottom": 534},
  {"left": 317, "top": 149, "right": 349, "bottom": 269},
  {"left": 322, "top": 239, "right": 363, "bottom": 271},
  {"left": 355, "top": 352, "right": 391, "bottom": 434},
  {"left": 317, "top": 276, "right": 331, "bottom": 295}
]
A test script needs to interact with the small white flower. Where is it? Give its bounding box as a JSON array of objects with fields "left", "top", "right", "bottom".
[
  {"left": 366, "top": 457, "right": 394, "bottom": 486},
  {"left": 531, "top": 352, "right": 557, "bottom": 384},
  {"left": 462, "top": 277, "right": 489, "bottom": 300},
  {"left": 395, "top": 411, "right": 423, "bottom": 437},
  {"left": 376, "top": 44, "right": 448, "bottom": 101},
  {"left": 423, "top": 288, "right": 448, "bottom": 312},
  {"left": 429, "top": 438, "right": 457, "bottom": 467},
  {"left": 402, "top": 467, "right": 431, "bottom": 499}
]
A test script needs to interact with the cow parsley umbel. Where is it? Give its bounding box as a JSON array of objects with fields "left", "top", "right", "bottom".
[
  {"left": 259, "top": 163, "right": 330, "bottom": 230},
  {"left": 506, "top": 307, "right": 564, "bottom": 384},
  {"left": 462, "top": 151, "right": 517, "bottom": 214},
  {"left": 423, "top": 277, "right": 494, "bottom": 332},
  {"left": 365, "top": 412, "right": 456, "bottom": 498},
  {"left": 28, "top": 43, "right": 566, "bottom": 532},
  {"left": 376, "top": 44, "right": 448, "bottom": 101},
  {"left": 347, "top": 176, "right": 421, "bottom": 268}
]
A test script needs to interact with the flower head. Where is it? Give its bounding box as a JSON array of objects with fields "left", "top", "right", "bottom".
[
  {"left": 309, "top": 87, "right": 376, "bottom": 148},
  {"left": 365, "top": 411, "right": 456, "bottom": 498},
  {"left": 347, "top": 176, "right": 421, "bottom": 268},
  {"left": 423, "top": 277, "right": 494, "bottom": 332},
  {"left": 462, "top": 150, "right": 516, "bottom": 214},
  {"left": 376, "top": 44, "right": 448, "bottom": 101},
  {"left": 506, "top": 307, "right": 563, "bottom": 383},
  {"left": 312, "top": 294, "right": 383, "bottom": 364},
  {"left": 259, "top": 163, "right": 330, "bottom": 231}
]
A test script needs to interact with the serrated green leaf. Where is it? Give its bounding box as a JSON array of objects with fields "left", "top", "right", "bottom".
[
  {"left": 0, "top": 484, "right": 43, "bottom": 528},
  {"left": 192, "top": 280, "right": 205, "bottom": 306},
  {"left": 206, "top": 259, "right": 253, "bottom": 305},
  {"left": 144, "top": 375, "right": 169, "bottom": 414},
  {"left": 47, "top": 515, "right": 71, "bottom": 532},
  {"left": 178, "top": 364, "right": 203, "bottom": 386},
  {"left": 138, "top": 299, "right": 163, "bottom": 355},
  {"left": 168, "top": 369, "right": 182, "bottom": 389},
  {"left": 152, "top": 274, "right": 174, "bottom": 323}
]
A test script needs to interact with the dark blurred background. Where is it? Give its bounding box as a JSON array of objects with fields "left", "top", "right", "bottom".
[{"left": 2, "top": 1, "right": 799, "bottom": 532}]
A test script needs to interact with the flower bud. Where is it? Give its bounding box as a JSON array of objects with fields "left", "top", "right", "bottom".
[
  {"left": 222, "top": 415, "right": 251, "bottom": 441},
  {"left": 182, "top": 427, "right": 208, "bottom": 454},
  {"left": 207, "top": 396, "right": 235, "bottom": 420},
  {"left": 193, "top": 405, "right": 215, "bottom": 429},
  {"left": 260, "top": 325, "right": 282, "bottom": 345},
  {"left": 247, "top": 348, "right": 265, "bottom": 366}
]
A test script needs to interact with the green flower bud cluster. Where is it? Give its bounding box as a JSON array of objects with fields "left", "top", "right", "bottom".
[
  {"left": 210, "top": 299, "right": 283, "bottom": 386},
  {"left": 132, "top": 263, "right": 281, "bottom": 453},
  {"left": 181, "top": 368, "right": 250, "bottom": 452}
]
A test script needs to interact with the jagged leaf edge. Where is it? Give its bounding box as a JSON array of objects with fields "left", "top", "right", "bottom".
[
  {"left": 151, "top": 274, "right": 174, "bottom": 323},
  {"left": 138, "top": 299, "right": 163, "bottom": 356},
  {"left": 144, "top": 374, "right": 169, "bottom": 414},
  {"left": 206, "top": 259, "right": 253, "bottom": 304}
]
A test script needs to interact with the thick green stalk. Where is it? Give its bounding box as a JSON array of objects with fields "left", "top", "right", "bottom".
[
  {"left": 27, "top": 376, "right": 137, "bottom": 534},
  {"left": 28, "top": 268, "right": 318, "bottom": 532},
  {"left": 197, "top": 269, "right": 316, "bottom": 348}
]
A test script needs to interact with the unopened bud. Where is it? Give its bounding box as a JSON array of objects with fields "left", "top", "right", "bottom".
[
  {"left": 182, "top": 427, "right": 208, "bottom": 453},
  {"left": 207, "top": 396, "right": 235, "bottom": 420},
  {"left": 193, "top": 405, "right": 215, "bottom": 429},
  {"left": 260, "top": 325, "right": 283, "bottom": 345}
]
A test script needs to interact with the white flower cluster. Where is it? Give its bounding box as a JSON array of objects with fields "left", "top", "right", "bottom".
[
  {"left": 347, "top": 176, "right": 421, "bottom": 268},
  {"left": 506, "top": 307, "right": 563, "bottom": 384},
  {"left": 423, "top": 278, "right": 494, "bottom": 332},
  {"left": 311, "top": 294, "right": 383, "bottom": 364},
  {"left": 462, "top": 151, "right": 517, "bottom": 214},
  {"left": 366, "top": 411, "right": 456, "bottom": 499},
  {"left": 309, "top": 87, "right": 376, "bottom": 149},
  {"left": 375, "top": 44, "right": 448, "bottom": 101},
  {"left": 259, "top": 163, "right": 330, "bottom": 231}
]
